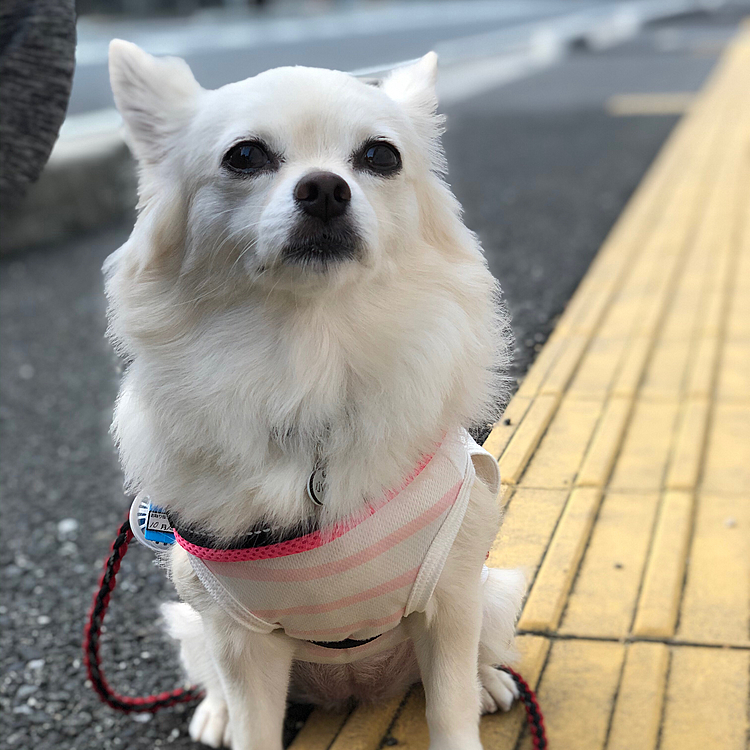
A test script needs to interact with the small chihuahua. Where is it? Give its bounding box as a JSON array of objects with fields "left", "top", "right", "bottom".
[{"left": 105, "top": 40, "right": 525, "bottom": 750}]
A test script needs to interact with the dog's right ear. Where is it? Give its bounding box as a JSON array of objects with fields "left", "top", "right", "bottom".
[
  {"left": 382, "top": 53, "right": 445, "bottom": 171},
  {"left": 382, "top": 52, "right": 439, "bottom": 120},
  {"left": 109, "top": 40, "right": 201, "bottom": 166}
]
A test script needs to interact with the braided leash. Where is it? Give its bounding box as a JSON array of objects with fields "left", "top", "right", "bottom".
[
  {"left": 498, "top": 665, "right": 547, "bottom": 749},
  {"left": 83, "top": 518, "right": 204, "bottom": 712},
  {"left": 84, "top": 518, "right": 548, "bottom": 748}
]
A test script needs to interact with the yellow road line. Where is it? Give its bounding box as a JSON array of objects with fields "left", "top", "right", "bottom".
[{"left": 606, "top": 92, "right": 696, "bottom": 116}]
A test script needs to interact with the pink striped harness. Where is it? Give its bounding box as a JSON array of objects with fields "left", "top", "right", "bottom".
[{"left": 176, "top": 428, "right": 500, "bottom": 664}]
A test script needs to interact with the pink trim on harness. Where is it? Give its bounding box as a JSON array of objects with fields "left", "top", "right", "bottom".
[
  {"left": 209, "top": 479, "right": 462, "bottom": 581},
  {"left": 173, "top": 448, "right": 437, "bottom": 562},
  {"left": 250, "top": 567, "right": 419, "bottom": 619}
]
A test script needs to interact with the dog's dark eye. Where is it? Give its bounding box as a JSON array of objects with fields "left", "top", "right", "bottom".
[
  {"left": 359, "top": 141, "right": 401, "bottom": 175},
  {"left": 223, "top": 141, "right": 272, "bottom": 174}
]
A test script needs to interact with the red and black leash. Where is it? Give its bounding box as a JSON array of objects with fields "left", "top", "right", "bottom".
[
  {"left": 84, "top": 518, "right": 547, "bottom": 747},
  {"left": 83, "top": 518, "right": 204, "bottom": 712},
  {"left": 497, "top": 666, "right": 547, "bottom": 750}
]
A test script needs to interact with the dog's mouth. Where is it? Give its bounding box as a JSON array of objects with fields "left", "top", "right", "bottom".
[{"left": 281, "top": 222, "right": 363, "bottom": 272}]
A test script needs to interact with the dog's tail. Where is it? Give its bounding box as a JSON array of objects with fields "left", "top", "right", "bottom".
[
  {"left": 162, "top": 602, "right": 225, "bottom": 697},
  {"left": 480, "top": 567, "right": 527, "bottom": 667}
]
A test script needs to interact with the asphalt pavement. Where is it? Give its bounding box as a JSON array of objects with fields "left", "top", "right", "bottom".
[{"left": 1, "top": 7, "right": 746, "bottom": 750}]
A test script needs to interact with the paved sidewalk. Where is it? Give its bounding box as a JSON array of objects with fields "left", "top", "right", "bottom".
[{"left": 290, "top": 21, "right": 750, "bottom": 750}]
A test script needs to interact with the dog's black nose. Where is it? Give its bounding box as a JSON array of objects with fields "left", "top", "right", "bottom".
[{"left": 294, "top": 171, "right": 351, "bottom": 222}]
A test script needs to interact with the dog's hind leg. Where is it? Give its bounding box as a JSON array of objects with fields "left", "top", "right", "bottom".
[
  {"left": 162, "top": 602, "right": 232, "bottom": 748},
  {"left": 477, "top": 567, "right": 526, "bottom": 714}
]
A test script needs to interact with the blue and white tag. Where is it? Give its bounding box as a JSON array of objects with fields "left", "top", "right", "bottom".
[
  {"left": 144, "top": 505, "right": 174, "bottom": 545},
  {"left": 129, "top": 493, "right": 175, "bottom": 551}
]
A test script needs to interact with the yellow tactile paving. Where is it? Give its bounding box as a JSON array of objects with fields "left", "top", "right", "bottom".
[
  {"left": 606, "top": 642, "right": 669, "bottom": 750},
  {"left": 608, "top": 399, "right": 681, "bottom": 491},
  {"left": 517, "top": 487, "right": 603, "bottom": 632},
  {"left": 523, "top": 639, "right": 624, "bottom": 750},
  {"left": 487, "top": 487, "right": 569, "bottom": 581},
  {"left": 611, "top": 335, "right": 653, "bottom": 398},
  {"left": 498, "top": 393, "right": 560, "bottom": 485},
  {"left": 575, "top": 396, "right": 632, "bottom": 487},
  {"left": 288, "top": 710, "right": 351, "bottom": 750},
  {"left": 327, "top": 694, "right": 404, "bottom": 750},
  {"left": 292, "top": 25, "right": 750, "bottom": 750},
  {"left": 479, "top": 636, "right": 549, "bottom": 748},
  {"left": 481, "top": 396, "right": 532, "bottom": 460},
  {"left": 726, "top": 280, "right": 750, "bottom": 339},
  {"left": 559, "top": 491, "right": 661, "bottom": 639},
  {"left": 684, "top": 334, "right": 721, "bottom": 398},
  {"left": 567, "top": 336, "right": 631, "bottom": 400},
  {"left": 385, "top": 635, "right": 551, "bottom": 750},
  {"left": 538, "top": 336, "right": 590, "bottom": 396},
  {"left": 640, "top": 339, "right": 693, "bottom": 400},
  {"left": 659, "top": 647, "right": 750, "bottom": 750},
  {"left": 665, "top": 398, "right": 710, "bottom": 490},
  {"left": 519, "top": 395, "right": 603, "bottom": 489},
  {"left": 632, "top": 491, "right": 694, "bottom": 638},
  {"left": 702, "top": 404, "right": 750, "bottom": 494},
  {"left": 677, "top": 492, "right": 750, "bottom": 646},
  {"left": 514, "top": 335, "right": 567, "bottom": 400},
  {"left": 717, "top": 340, "right": 750, "bottom": 401}
]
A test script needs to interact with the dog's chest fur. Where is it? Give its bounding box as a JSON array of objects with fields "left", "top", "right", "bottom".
[{"left": 113, "top": 270, "right": 495, "bottom": 537}]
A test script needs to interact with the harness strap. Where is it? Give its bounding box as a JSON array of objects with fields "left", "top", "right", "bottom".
[{"left": 83, "top": 517, "right": 548, "bottom": 750}]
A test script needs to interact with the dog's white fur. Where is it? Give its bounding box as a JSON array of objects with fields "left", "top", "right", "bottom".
[{"left": 106, "top": 39, "right": 525, "bottom": 750}]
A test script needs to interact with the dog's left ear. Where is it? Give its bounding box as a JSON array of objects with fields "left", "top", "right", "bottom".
[{"left": 381, "top": 52, "right": 439, "bottom": 119}]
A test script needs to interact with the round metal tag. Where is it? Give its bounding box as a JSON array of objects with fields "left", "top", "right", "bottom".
[{"left": 306, "top": 465, "right": 326, "bottom": 506}]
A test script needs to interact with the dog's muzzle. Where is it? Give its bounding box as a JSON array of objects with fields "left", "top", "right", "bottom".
[
  {"left": 282, "top": 218, "right": 363, "bottom": 271},
  {"left": 282, "top": 171, "right": 364, "bottom": 271}
]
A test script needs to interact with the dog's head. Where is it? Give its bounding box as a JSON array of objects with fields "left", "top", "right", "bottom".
[
  {"left": 108, "top": 41, "right": 449, "bottom": 294},
  {"left": 105, "top": 45, "right": 509, "bottom": 522}
]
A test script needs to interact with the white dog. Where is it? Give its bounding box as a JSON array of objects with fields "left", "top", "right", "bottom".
[{"left": 105, "top": 40, "right": 526, "bottom": 750}]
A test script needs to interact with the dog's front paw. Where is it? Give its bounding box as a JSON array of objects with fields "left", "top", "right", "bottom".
[
  {"left": 189, "top": 697, "right": 231, "bottom": 748},
  {"left": 479, "top": 665, "right": 519, "bottom": 714}
]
